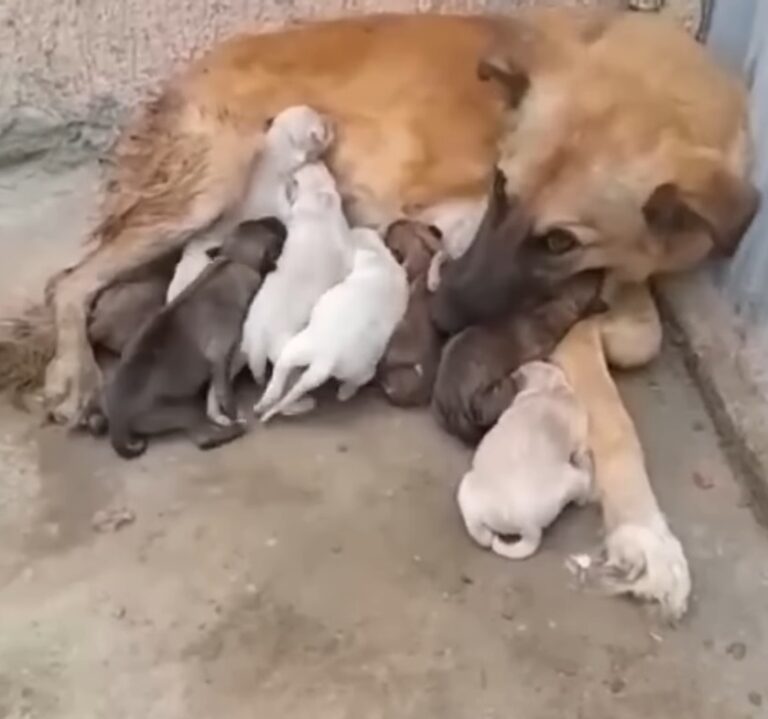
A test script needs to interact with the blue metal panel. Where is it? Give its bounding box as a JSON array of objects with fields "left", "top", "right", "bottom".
[{"left": 703, "top": 0, "right": 768, "bottom": 322}]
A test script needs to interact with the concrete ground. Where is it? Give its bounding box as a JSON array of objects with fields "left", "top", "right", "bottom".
[{"left": 0, "top": 163, "right": 767, "bottom": 719}]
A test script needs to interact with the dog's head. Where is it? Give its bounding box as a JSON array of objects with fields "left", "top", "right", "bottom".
[
  {"left": 438, "top": 19, "right": 759, "bottom": 326},
  {"left": 512, "top": 360, "right": 569, "bottom": 395},
  {"left": 266, "top": 105, "right": 335, "bottom": 168},
  {"left": 286, "top": 162, "right": 343, "bottom": 215},
  {"left": 225, "top": 217, "right": 287, "bottom": 273},
  {"left": 384, "top": 220, "right": 443, "bottom": 282}
]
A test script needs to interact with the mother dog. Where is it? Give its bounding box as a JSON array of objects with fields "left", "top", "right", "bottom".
[{"left": 12, "top": 10, "right": 757, "bottom": 618}]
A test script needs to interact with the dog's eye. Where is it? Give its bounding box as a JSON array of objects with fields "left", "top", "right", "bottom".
[{"left": 542, "top": 229, "right": 578, "bottom": 255}]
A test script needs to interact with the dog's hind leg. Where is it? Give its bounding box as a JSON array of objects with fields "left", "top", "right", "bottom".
[
  {"left": 253, "top": 338, "right": 311, "bottom": 414},
  {"left": 43, "top": 96, "right": 264, "bottom": 426},
  {"left": 209, "top": 346, "right": 240, "bottom": 423},
  {"left": 456, "top": 473, "right": 494, "bottom": 548},
  {"left": 260, "top": 361, "right": 331, "bottom": 423}
]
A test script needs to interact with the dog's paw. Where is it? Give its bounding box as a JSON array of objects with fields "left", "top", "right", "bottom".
[
  {"left": 597, "top": 517, "right": 691, "bottom": 622},
  {"left": 44, "top": 351, "right": 100, "bottom": 427}
]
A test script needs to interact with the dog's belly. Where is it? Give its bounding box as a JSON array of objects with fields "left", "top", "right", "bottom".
[{"left": 184, "top": 15, "right": 506, "bottom": 224}]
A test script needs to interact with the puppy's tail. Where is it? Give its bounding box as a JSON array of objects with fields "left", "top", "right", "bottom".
[
  {"left": 0, "top": 303, "right": 56, "bottom": 405},
  {"left": 106, "top": 395, "right": 148, "bottom": 459},
  {"left": 109, "top": 418, "right": 148, "bottom": 459},
  {"left": 491, "top": 528, "right": 542, "bottom": 560}
]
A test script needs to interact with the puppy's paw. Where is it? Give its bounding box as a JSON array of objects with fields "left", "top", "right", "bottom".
[
  {"left": 597, "top": 517, "right": 691, "bottom": 622},
  {"left": 426, "top": 251, "right": 445, "bottom": 293},
  {"left": 206, "top": 386, "right": 233, "bottom": 427}
]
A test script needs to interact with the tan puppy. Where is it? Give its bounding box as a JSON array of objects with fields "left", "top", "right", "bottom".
[
  {"left": 457, "top": 360, "right": 593, "bottom": 560},
  {"left": 5, "top": 11, "right": 756, "bottom": 617},
  {"left": 378, "top": 220, "right": 444, "bottom": 406}
]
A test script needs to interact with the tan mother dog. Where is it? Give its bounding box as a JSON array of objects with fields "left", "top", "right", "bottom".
[{"left": 6, "top": 10, "right": 757, "bottom": 619}]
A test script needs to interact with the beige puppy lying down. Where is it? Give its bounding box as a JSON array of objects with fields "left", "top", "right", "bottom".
[{"left": 457, "top": 360, "right": 594, "bottom": 559}]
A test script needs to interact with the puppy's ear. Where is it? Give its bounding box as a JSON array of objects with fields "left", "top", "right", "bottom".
[
  {"left": 644, "top": 170, "right": 760, "bottom": 258},
  {"left": 477, "top": 55, "right": 530, "bottom": 108}
]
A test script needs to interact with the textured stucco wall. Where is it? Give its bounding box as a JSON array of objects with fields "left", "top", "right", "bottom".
[{"left": 0, "top": 0, "right": 637, "bottom": 164}]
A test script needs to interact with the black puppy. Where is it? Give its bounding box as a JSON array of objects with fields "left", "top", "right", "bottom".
[
  {"left": 104, "top": 218, "right": 286, "bottom": 458},
  {"left": 432, "top": 271, "right": 606, "bottom": 445}
]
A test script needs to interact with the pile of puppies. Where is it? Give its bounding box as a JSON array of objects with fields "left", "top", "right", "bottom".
[{"left": 86, "top": 106, "right": 607, "bottom": 560}]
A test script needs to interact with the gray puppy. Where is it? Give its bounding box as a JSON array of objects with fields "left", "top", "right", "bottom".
[
  {"left": 432, "top": 271, "right": 606, "bottom": 445},
  {"left": 104, "top": 218, "right": 286, "bottom": 458}
]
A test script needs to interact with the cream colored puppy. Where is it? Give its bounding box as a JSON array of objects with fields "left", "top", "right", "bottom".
[
  {"left": 166, "top": 105, "right": 333, "bottom": 304},
  {"left": 241, "top": 162, "right": 354, "bottom": 393},
  {"left": 457, "top": 360, "right": 594, "bottom": 559}
]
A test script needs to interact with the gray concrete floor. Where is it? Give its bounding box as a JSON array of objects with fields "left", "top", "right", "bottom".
[{"left": 0, "top": 163, "right": 767, "bottom": 719}]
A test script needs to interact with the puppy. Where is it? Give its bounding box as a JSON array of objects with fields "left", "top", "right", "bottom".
[
  {"left": 433, "top": 271, "right": 606, "bottom": 445},
  {"left": 103, "top": 219, "right": 286, "bottom": 458},
  {"left": 377, "top": 220, "right": 444, "bottom": 406},
  {"left": 164, "top": 106, "right": 332, "bottom": 304},
  {"left": 241, "top": 162, "right": 354, "bottom": 393},
  {"left": 240, "top": 104, "right": 334, "bottom": 224},
  {"left": 457, "top": 360, "right": 594, "bottom": 560},
  {"left": 88, "top": 253, "right": 179, "bottom": 355},
  {"left": 255, "top": 227, "right": 408, "bottom": 421}
]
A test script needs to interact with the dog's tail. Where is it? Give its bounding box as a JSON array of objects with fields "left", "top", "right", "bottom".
[
  {"left": 491, "top": 528, "right": 542, "bottom": 560},
  {"left": 0, "top": 303, "right": 56, "bottom": 404}
]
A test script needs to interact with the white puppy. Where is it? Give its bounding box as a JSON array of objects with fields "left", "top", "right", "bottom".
[
  {"left": 241, "top": 162, "right": 354, "bottom": 399},
  {"left": 457, "top": 360, "right": 594, "bottom": 560},
  {"left": 255, "top": 227, "right": 408, "bottom": 422},
  {"left": 166, "top": 105, "right": 332, "bottom": 305},
  {"left": 241, "top": 104, "right": 334, "bottom": 224}
]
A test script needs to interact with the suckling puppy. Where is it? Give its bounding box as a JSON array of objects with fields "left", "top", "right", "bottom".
[
  {"left": 378, "top": 220, "right": 444, "bottom": 406},
  {"left": 241, "top": 162, "right": 355, "bottom": 395},
  {"left": 255, "top": 227, "right": 408, "bottom": 421},
  {"left": 103, "top": 219, "right": 285, "bottom": 458},
  {"left": 164, "top": 106, "right": 332, "bottom": 304},
  {"left": 457, "top": 360, "right": 594, "bottom": 560},
  {"left": 240, "top": 105, "right": 334, "bottom": 224},
  {"left": 433, "top": 271, "right": 606, "bottom": 445}
]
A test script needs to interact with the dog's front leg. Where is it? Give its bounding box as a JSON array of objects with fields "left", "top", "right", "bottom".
[{"left": 553, "top": 318, "right": 691, "bottom": 621}]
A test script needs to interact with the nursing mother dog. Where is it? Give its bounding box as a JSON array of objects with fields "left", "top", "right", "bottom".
[{"left": 12, "top": 10, "right": 757, "bottom": 620}]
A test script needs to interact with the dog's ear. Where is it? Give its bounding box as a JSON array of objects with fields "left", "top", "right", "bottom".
[
  {"left": 644, "top": 171, "right": 760, "bottom": 257},
  {"left": 477, "top": 54, "right": 530, "bottom": 108}
]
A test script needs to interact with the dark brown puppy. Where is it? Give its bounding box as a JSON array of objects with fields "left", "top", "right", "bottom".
[
  {"left": 104, "top": 218, "right": 285, "bottom": 458},
  {"left": 378, "top": 220, "right": 444, "bottom": 406},
  {"left": 433, "top": 270, "right": 606, "bottom": 445}
]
